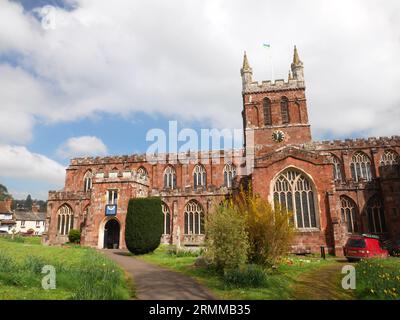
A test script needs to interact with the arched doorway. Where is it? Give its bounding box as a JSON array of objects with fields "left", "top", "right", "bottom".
[{"left": 103, "top": 219, "right": 120, "bottom": 249}]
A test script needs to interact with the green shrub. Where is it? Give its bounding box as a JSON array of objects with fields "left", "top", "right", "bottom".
[
  {"left": 0, "top": 251, "right": 16, "bottom": 273},
  {"left": 125, "top": 197, "right": 163, "bottom": 255},
  {"left": 68, "top": 229, "right": 81, "bottom": 244},
  {"left": 23, "top": 255, "right": 47, "bottom": 274},
  {"left": 235, "top": 188, "right": 295, "bottom": 266},
  {"left": 205, "top": 201, "right": 249, "bottom": 272},
  {"left": 223, "top": 264, "right": 267, "bottom": 288}
]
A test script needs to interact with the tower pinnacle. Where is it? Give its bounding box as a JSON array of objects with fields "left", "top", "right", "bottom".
[
  {"left": 291, "top": 45, "right": 304, "bottom": 81},
  {"left": 241, "top": 51, "right": 253, "bottom": 90},
  {"left": 242, "top": 51, "right": 251, "bottom": 71},
  {"left": 292, "top": 45, "right": 302, "bottom": 65}
]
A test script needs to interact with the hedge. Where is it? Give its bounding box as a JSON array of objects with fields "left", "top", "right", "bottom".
[{"left": 125, "top": 197, "right": 163, "bottom": 254}]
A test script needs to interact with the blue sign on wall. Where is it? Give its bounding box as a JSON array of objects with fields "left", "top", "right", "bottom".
[{"left": 105, "top": 204, "right": 117, "bottom": 216}]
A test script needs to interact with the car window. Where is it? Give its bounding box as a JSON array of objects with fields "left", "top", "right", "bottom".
[{"left": 347, "top": 238, "right": 366, "bottom": 248}]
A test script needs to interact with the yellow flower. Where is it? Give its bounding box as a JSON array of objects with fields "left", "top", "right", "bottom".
[{"left": 370, "top": 289, "right": 374, "bottom": 294}]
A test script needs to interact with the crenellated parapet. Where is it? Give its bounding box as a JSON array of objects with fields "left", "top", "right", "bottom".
[
  {"left": 70, "top": 154, "right": 146, "bottom": 166},
  {"left": 313, "top": 136, "right": 400, "bottom": 151},
  {"left": 48, "top": 190, "right": 91, "bottom": 201},
  {"left": 243, "top": 78, "right": 305, "bottom": 94},
  {"left": 69, "top": 149, "right": 246, "bottom": 167}
]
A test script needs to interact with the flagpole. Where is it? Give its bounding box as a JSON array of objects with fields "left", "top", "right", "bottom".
[
  {"left": 263, "top": 43, "right": 274, "bottom": 82},
  {"left": 270, "top": 46, "right": 275, "bottom": 82}
]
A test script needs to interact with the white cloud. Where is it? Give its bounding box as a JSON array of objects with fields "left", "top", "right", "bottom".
[
  {"left": 0, "top": 0, "right": 399, "bottom": 144},
  {"left": 0, "top": 145, "right": 65, "bottom": 184},
  {"left": 57, "top": 135, "right": 108, "bottom": 158}
]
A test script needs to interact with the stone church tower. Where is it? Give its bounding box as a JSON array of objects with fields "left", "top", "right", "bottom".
[{"left": 241, "top": 46, "right": 312, "bottom": 158}]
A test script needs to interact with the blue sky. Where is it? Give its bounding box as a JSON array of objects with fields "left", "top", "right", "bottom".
[{"left": 0, "top": 0, "right": 399, "bottom": 200}]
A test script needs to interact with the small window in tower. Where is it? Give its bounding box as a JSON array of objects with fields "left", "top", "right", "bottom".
[
  {"left": 263, "top": 98, "right": 272, "bottom": 126},
  {"left": 107, "top": 190, "right": 118, "bottom": 205},
  {"left": 281, "top": 97, "right": 290, "bottom": 124}
]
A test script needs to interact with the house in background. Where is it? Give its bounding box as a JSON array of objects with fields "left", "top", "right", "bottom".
[
  {"left": 0, "top": 198, "right": 15, "bottom": 234},
  {"left": 14, "top": 203, "right": 46, "bottom": 235},
  {"left": 0, "top": 200, "right": 46, "bottom": 235}
]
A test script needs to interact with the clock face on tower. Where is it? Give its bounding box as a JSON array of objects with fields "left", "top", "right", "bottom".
[{"left": 272, "top": 130, "right": 285, "bottom": 143}]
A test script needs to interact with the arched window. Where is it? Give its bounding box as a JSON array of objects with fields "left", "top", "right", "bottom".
[
  {"left": 164, "top": 166, "right": 176, "bottom": 189},
  {"left": 162, "top": 202, "right": 171, "bottom": 235},
  {"left": 193, "top": 165, "right": 206, "bottom": 189},
  {"left": 331, "top": 155, "right": 343, "bottom": 181},
  {"left": 83, "top": 171, "right": 92, "bottom": 192},
  {"left": 57, "top": 204, "right": 74, "bottom": 236},
  {"left": 350, "top": 151, "right": 372, "bottom": 182},
  {"left": 263, "top": 98, "right": 272, "bottom": 126},
  {"left": 137, "top": 167, "right": 148, "bottom": 181},
  {"left": 223, "top": 163, "right": 236, "bottom": 188},
  {"left": 280, "top": 97, "right": 290, "bottom": 124},
  {"left": 184, "top": 200, "right": 204, "bottom": 235},
  {"left": 273, "top": 169, "right": 318, "bottom": 229},
  {"left": 379, "top": 150, "right": 399, "bottom": 166},
  {"left": 340, "top": 196, "right": 358, "bottom": 233},
  {"left": 366, "top": 195, "right": 386, "bottom": 234}
]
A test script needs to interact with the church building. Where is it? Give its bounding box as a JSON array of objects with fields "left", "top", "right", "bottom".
[{"left": 44, "top": 47, "right": 400, "bottom": 255}]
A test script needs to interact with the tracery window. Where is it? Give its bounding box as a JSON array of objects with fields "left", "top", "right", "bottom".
[
  {"left": 184, "top": 200, "right": 204, "bottom": 235},
  {"left": 350, "top": 151, "right": 372, "bottom": 182},
  {"left": 365, "top": 195, "right": 386, "bottom": 233},
  {"left": 137, "top": 167, "right": 148, "bottom": 181},
  {"left": 340, "top": 196, "right": 358, "bottom": 233},
  {"left": 379, "top": 150, "right": 399, "bottom": 166},
  {"left": 223, "top": 163, "right": 236, "bottom": 188},
  {"left": 366, "top": 196, "right": 386, "bottom": 234},
  {"left": 83, "top": 171, "right": 92, "bottom": 192},
  {"left": 332, "top": 155, "right": 343, "bottom": 181},
  {"left": 57, "top": 204, "right": 74, "bottom": 236},
  {"left": 162, "top": 202, "right": 171, "bottom": 235},
  {"left": 273, "top": 169, "right": 318, "bottom": 229},
  {"left": 164, "top": 166, "right": 176, "bottom": 189},
  {"left": 193, "top": 165, "right": 206, "bottom": 189}
]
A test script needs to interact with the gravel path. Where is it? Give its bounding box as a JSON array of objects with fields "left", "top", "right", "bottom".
[{"left": 101, "top": 249, "right": 215, "bottom": 300}]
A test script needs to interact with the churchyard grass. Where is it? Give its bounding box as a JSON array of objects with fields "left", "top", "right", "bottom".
[
  {"left": 0, "top": 237, "right": 133, "bottom": 300},
  {"left": 355, "top": 257, "right": 400, "bottom": 300},
  {"left": 138, "top": 245, "right": 338, "bottom": 299}
]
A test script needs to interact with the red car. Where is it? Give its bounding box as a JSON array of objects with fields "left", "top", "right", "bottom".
[{"left": 343, "top": 234, "right": 389, "bottom": 261}]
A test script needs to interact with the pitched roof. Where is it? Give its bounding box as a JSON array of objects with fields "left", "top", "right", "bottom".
[
  {"left": 14, "top": 211, "right": 46, "bottom": 221},
  {"left": 0, "top": 201, "right": 12, "bottom": 214},
  {"left": 1, "top": 219, "right": 16, "bottom": 225}
]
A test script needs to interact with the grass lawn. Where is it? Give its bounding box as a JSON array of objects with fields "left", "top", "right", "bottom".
[
  {"left": 355, "top": 257, "right": 400, "bottom": 300},
  {"left": 138, "top": 245, "right": 340, "bottom": 299},
  {"left": 0, "top": 236, "right": 133, "bottom": 300}
]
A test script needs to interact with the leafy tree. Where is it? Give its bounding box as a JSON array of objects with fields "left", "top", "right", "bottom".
[
  {"left": 125, "top": 197, "right": 163, "bottom": 255},
  {"left": 0, "top": 184, "right": 10, "bottom": 201},
  {"left": 235, "top": 187, "right": 295, "bottom": 267},
  {"left": 25, "top": 195, "right": 33, "bottom": 210},
  {"left": 205, "top": 201, "right": 249, "bottom": 272}
]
